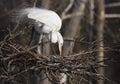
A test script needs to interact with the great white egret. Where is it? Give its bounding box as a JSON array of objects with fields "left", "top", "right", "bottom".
[{"left": 12, "top": 7, "right": 63, "bottom": 56}]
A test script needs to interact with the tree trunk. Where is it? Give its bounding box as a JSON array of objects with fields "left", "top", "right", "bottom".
[
  {"left": 88, "top": 0, "right": 94, "bottom": 43},
  {"left": 37, "top": 1, "right": 51, "bottom": 84},
  {"left": 96, "top": 0, "right": 105, "bottom": 84},
  {"left": 63, "top": 0, "right": 88, "bottom": 56},
  {"left": 62, "top": 0, "right": 88, "bottom": 84}
]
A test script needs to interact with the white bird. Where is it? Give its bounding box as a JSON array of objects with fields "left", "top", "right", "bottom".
[{"left": 12, "top": 7, "right": 63, "bottom": 56}]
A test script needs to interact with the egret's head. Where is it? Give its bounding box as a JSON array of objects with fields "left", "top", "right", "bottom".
[{"left": 51, "top": 32, "right": 63, "bottom": 56}]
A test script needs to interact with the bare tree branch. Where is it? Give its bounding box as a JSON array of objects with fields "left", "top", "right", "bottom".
[
  {"left": 105, "top": 2, "right": 120, "bottom": 8},
  {"left": 96, "top": 0, "right": 105, "bottom": 84},
  {"left": 61, "top": 0, "right": 74, "bottom": 19},
  {"left": 62, "top": 12, "right": 83, "bottom": 20},
  {"left": 105, "top": 14, "right": 120, "bottom": 18}
]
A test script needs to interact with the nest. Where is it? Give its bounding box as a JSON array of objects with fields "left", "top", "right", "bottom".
[{"left": 0, "top": 31, "right": 107, "bottom": 84}]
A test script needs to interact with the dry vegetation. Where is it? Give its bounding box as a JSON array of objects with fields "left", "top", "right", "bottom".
[{"left": 0, "top": 28, "right": 115, "bottom": 84}]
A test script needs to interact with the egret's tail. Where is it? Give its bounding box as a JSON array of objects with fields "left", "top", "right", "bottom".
[
  {"left": 10, "top": 7, "right": 44, "bottom": 23},
  {"left": 10, "top": 7, "right": 37, "bottom": 23}
]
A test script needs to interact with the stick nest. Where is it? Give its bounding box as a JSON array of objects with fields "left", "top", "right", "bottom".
[{"left": 0, "top": 32, "right": 104, "bottom": 84}]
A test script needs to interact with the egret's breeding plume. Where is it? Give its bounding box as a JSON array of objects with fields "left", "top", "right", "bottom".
[{"left": 12, "top": 7, "right": 63, "bottom": 56}]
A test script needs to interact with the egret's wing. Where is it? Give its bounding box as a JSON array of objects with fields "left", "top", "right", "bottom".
[
  {"left": 25, "top": 8, "right": 62, "bottom": 32},
  {"left": 42, "top": 25, "right": 52, "bottom": 33},
  {"left": 11, "top": 7, "right": 62, "bottom": 31}
]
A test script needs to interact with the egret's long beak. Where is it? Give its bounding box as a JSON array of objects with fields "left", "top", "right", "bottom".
[
  {"left": 56, "top": 32, "right": 63, "bottom": 57},
  {"left": 60, "top": 47, "right": 62, "bottom": 56}
]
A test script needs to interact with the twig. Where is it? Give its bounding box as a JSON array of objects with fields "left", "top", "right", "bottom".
[
  {"left": 45, "top": 67, "right": 54, "bottom": 82},
  {"left": 62, "top": 12, "right": 83, "bottom": 20},
  {"left": 61, "top": 0, "right": 74, "bottom": 19},
  {"left": 105, "top": 2, "right": 120, "bottom": 8},
  {"left": 105, "top": 14, "right": 120, "bottom": 18},
  {"left": 12, "top": 21, "right": 20, "bottom": 32}
]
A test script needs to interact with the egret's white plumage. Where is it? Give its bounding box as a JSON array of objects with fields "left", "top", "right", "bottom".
[
  {"left": 21, "top": 8, "right": 62, "bottom": 32},
  {"left": 12, "top": 7, "right": 63, "bottom": 56}
]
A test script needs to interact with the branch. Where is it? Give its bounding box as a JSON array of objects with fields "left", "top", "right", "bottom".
[
  {"left": 61, "top": 0, "right": 75, "bottom": 20},
  {"left": 62, "top": 12, "right": 83, "bottom": 20},
  {"left": 105, "top": 2, "right": 120, "bottom": 8},
  {"left": 105, "top": 14, "right": 120, "bottom": 18}
]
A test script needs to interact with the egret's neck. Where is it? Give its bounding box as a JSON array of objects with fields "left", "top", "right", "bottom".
[
  {"left": 50, "top": 32, "right": 63, "bottom": 56},
  {"left": 56, "top": 32, "right": 63, "bottom": 56}
]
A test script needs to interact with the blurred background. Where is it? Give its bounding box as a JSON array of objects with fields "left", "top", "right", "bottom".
[{"left": 0, "top": 0, "right": 120, "bottom": 84}]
